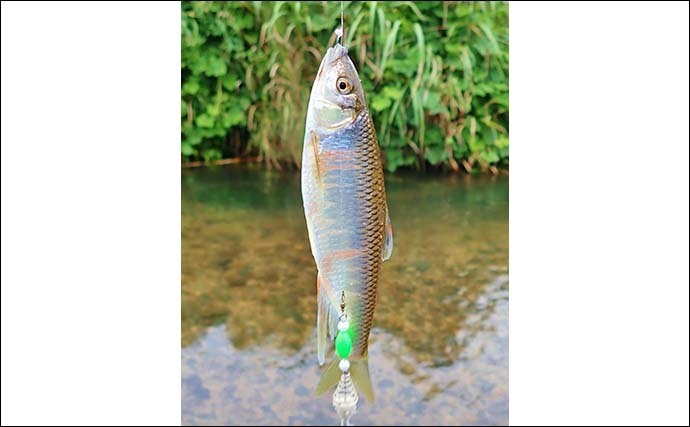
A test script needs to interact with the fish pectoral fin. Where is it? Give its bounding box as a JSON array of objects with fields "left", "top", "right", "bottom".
[
  {"left": 381, "top": 206, "right": 393, "bottom": 261},
  {"left": 309, "top": 130, "right": 322, "bottom": 180}
]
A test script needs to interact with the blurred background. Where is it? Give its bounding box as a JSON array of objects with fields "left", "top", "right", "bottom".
[
  {"left": 181, "top": 1, "right": 508, "bottom": 173},
  {"left": 182, "top": 2, "right": 508, "bottom": 425}
]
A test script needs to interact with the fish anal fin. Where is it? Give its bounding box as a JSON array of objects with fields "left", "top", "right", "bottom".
[
  {"left": 317, "top": 273, "right": 328, "bottom": 365},
  {"left": 317, "top": 272, "right": 339, "bottom": 365}
]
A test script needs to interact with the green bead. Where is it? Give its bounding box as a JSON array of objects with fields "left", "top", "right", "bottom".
[{"left": 335, "top": 329, "right": 352, "bottom": 359}]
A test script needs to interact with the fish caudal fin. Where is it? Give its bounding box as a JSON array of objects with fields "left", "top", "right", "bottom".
[
  {"left": 315, "top": 358, "right": 341, "bottom": 396},
  {"left": 350, "top": 357, "right": 374, "bottom": 402},
  {"left": 315, "top": 358, "right": 375, "bottom": 403}
]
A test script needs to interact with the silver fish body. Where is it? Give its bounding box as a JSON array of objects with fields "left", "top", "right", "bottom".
[{"left": 301, "top": 43, "right": 393, "bottom": 402}]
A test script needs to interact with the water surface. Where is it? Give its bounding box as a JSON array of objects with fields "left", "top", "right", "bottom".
[{"left": 182, "top": 165, "right": 508, "bottom": 425}]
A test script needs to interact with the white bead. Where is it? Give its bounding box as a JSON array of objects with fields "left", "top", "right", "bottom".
[
  {"left": 339, "top": 359, "right": 350, "bottom": 372},
  {"left": 338, "top": 319, "right": 349, "bottom": 331}
]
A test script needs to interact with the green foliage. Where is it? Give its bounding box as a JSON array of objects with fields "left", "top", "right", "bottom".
[{"left": 181, "top": 1, "right": 508, "bottom": 173}]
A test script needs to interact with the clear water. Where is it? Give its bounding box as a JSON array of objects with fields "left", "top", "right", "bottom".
[{"left": 182, "top": 165, "right": 508, "bottom": 425}]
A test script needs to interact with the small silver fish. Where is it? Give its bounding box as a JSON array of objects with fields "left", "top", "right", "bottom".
[{"left": 301, "top": 42, "right": 393, "bottom": 402}]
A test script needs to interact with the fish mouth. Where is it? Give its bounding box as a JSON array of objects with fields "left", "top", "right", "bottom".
[
  {"left": 326, "top": 43, "right": 348, "bottom": 64},
  {"left": 315, "top": 43, "right": 349, "bottom": 82}
]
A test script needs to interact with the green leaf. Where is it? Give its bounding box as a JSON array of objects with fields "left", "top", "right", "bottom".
[
  {"left": 232, "top": 13, "right": 254, "bottom": 31},
  {"left": 382, "top": 86, "right": 404, "bottom": 101},
  {"left": 424, "top": 147, "right": 448, "bottom": 165},
  {"left": 204, "top": 57, "right": 227, "bottom": 77},
  {"left": 202, "top": 148, "right": 222, "bottom": 163},
  {"left": 453, "top": 135, "right": 468, "bottom": 157},
  {"left": 388, "top": 48, "right": 420, "bottom": 77},
  {"left": 380, "top": 20, "right": 401, "bottom": 77},
  {"left": 424, "top": 91, "right": 448, "bottom": 116},
  {"left": 242, "top": 32, "right": 258, "bottom": 45},
  {"left": 221, "top": 35, "right": 244, "bottom": 53},
  {"left": 480, "top": 150, "right": 500, "bottom": 164},
  {"left": 444, "top": 43, "right": 464, "bottom": 55},
  {"left": 195, "top": 114, "right": 215, "bottom": 128},
  {"left": 208, "top": 105, "right": 220, "bottom": 117},
  {"left": 468, "top": 136, "right": 484, "bottom": 154},
  {"left": 478, "top": 23, "right": 501, "bottom": 55},
  {"left": 384, "top": 149, "right": 415, "bottom": 172},
  {"left": 495, "top": 136, "right": 509, "bottom": 149},
  {"left": 182, "top": 79, "right": 200, "bottom": 95},
  {"left": 371, "top": 96, "right": 392, "bottom": 112},
  {"left": 388, "top": 135, "right": 407, "bottom": 148},
  {"left": 222, "top": 74, "right": 239, "bottom": 90},
  {"left": 222, "top": 105, "right": 245, "bottom": 127},
  {"left": 474, "top": 83, "right": 491, "bottom": 97},
  {"left": 185, "top": 129, "right": 203, "bottom": 146},
  {"left": 181, "top": 142, "right": 195, "bottom": 156},
  {"left": 309, "top": 14, "right": 333, "bottom": 32}
]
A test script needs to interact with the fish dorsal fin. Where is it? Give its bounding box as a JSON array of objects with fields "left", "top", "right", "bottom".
[{"left": 381, "top": 206, "right": 393, "bottom": 261}]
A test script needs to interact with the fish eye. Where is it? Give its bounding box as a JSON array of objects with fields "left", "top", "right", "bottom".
[{"left": 336, "top": 77, "right": 352, "bottom": 94}]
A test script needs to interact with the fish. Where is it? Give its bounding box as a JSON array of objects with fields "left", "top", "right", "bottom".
[{"left": 301, "top": 42, "right": 393, "bottom": 402}]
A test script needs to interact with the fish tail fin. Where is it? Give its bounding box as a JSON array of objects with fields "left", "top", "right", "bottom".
[
  {"left": 350, "top": 357, "right": 374, "bottom": 402},
  {"left": 315, "top": 358, "right": 341, "bottom": 396},
  {"left": 314, "top": 357, "right": 375, "bottom": 403}
]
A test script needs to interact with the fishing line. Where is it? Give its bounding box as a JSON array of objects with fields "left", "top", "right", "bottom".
[
  {"left": 341, "top": 0, "right": 344, "bottom": 43},
  {"left": 335, "top": 1, "right": 344, "bottom": 45}
]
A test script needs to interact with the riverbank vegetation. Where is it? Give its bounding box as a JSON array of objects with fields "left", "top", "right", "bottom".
[{"left": 182, "top": 1, "right": 508, "bottom": 173}]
